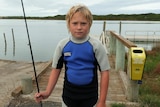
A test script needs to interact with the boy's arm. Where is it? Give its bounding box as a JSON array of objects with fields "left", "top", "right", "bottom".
[
  {"left": 45, "top": 68, "right": 61, "bottom": 96},
  {"left": 97, "top": 70, "right": 109, "bottom": 107}
]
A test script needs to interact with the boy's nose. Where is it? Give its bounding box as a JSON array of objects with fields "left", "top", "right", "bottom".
[{"left": 77, "top": 24, "right": 82, "bottom": 29}]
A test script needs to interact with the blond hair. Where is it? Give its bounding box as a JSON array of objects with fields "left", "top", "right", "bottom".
[{"left": 66, "top": 4, "right": 93, "bottom": 30}]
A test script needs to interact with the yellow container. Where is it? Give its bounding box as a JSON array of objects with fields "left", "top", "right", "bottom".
[{"left": 130, "top": 47, "right": 146, "bottom": 80}]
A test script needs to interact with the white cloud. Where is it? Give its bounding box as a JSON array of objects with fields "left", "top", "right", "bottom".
[
  {"left": 0, "top": 0, "right": 159, "bottom": 16},
  {"left": 120, "top": 2, "right": 160, "bottom": 11}
]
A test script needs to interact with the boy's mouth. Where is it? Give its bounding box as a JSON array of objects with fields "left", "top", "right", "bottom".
[{"left": 75, "top": 32, "right": 83, "bottom": 34}]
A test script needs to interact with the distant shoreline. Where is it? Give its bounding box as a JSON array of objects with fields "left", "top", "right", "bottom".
[{"left": 1, "top": 13, "right": 160, "bottom": 21}]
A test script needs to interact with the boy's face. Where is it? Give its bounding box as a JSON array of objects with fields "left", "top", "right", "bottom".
[{"left": 69, "top": 12, "right": 90, "bottom": 39}]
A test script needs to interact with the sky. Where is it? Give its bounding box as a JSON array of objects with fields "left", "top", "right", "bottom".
[{"left": 0, "top": 0, "right": 160, "bottom": 16}]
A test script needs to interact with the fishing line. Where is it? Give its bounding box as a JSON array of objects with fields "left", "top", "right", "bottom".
[{"left": 20, "top": 0, "right": 42, "bottom": 107}]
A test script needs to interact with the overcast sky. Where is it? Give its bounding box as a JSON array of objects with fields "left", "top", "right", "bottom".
[{"left": 0, "top": 0, "right": 160, "bottom": 16}]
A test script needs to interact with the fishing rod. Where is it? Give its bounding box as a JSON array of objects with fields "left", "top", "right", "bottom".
[{"left": 20, "top": 0, "right": 42, "bottom": 107}]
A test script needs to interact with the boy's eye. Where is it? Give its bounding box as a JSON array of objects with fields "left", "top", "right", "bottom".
[
  {"left": 72, "top": 22, "right": 78, "bottom": 25},
  {"left": 81, "top": 22, "right": 87, "bottom": 25},
  {"left": 71, "top": 22, "right": 87, "bottom": 25}
]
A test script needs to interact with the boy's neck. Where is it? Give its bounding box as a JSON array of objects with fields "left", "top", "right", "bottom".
[{"left": 70, "top": 36, "right": 89, "bottom": 44}]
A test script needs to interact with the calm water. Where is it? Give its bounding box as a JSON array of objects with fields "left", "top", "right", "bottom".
[{"left": 0, "top": 19, "right": 160, "bottom": 62}]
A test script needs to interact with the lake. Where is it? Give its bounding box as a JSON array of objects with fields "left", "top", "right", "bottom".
[{"left": 0, "top": 19, "right": 160, "bottom": 62}]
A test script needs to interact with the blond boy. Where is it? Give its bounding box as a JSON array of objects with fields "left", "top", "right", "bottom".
[{"left": 35, "top": 4, "right": 110, "bottom": 107}]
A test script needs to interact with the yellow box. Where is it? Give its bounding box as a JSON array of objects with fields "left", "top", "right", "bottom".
[{"left": 130, "top": 47, "right": 146, "bottom": 80}]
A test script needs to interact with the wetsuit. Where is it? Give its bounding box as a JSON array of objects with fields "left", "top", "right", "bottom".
[{"left": 52, "top": 36, "right": 110, "bottom": 107}]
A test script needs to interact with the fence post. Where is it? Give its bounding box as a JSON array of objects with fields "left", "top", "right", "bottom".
[
  {"left": 126, "top": 48, "right": 139, "bottom": 101},
  {"left": 12, "top": 28, "right": 15, "bottom": 56},
  {"left": 126, "top": 79, "right": 139, "bottom": 101},
  {"left": 106, "top": 31, "right": 116, "bottom": 55},
  {"left": 119, "top": 21, "right": 122, "bottom": 35},
  {"left": 103, "top": 21, "right": 106, "bottom": 33},
  {"left": 3, "top": 33, "right": 7, "bottom": 55},
  {"left": 115, "top": 39, "right": 125, "bottom": 71}
]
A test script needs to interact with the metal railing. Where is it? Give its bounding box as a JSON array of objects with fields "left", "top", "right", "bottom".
[{"left": 125, "top": 30, "right": 160, "bottom": 42}]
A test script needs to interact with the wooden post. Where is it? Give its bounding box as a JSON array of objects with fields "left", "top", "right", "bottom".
[
  {"left": 21, "top": 75, "right": 33, "bottom": 94},
  {"left": 3, "top": 33, "right": 7, "bottom": 55},
  {"left": 126, "top": 48, "right": 139, "bottom": 101},
  {"left": 12, "top": 28, "right": 15, "bottom": 56},
  {"left": 115, "top": 39, "right": 125, "bottom": 71},
  {"left": 126, "top": 79, "right": 139, "bottom": 101},
  {"left": 103, "top": 21, "right": 106, "bottom": 33},
  {"left": 106, "top": 31, "right": 116, "bottom": 55},
  {"left": 119, "top": 21, "right": 122, "bottom": 35}
]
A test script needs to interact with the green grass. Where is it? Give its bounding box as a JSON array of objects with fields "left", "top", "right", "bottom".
[
  {"left": 144, "top": 52, "right": 160, "bottom": 74},
  {"left": 139, "top": 94, "right": 160, "bottom": 107},
  {"left": 111, "top": 103, "right": 126, "bottom": 107},
  {"left": 139, "top": 46, "right": 160, "bottom": 107}
]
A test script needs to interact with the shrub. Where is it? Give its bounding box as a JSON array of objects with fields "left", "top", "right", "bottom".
[
  {"left": 111, "top": 103, "right": 126, "bottom": 107},
  {"left": 139, "top": 94, "right": 160, "bottom": 107}
]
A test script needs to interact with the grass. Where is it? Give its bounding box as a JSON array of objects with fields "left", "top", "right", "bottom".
[
  {"left": 144, "top": 53, "right": 160, "bottom": 74},
  {"left": 111, "top": 103, "right": 126, "bottom": 107},
  {"left": 139, "top": 94, "right": 160, "bottom": 107},
  {"left": 139, "top": 46, "right": 160, "bottom": 107}
]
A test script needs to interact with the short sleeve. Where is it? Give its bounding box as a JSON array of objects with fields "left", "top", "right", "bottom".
[
  {"left": 89, "top": 37, "right": 110, "bottom": 71},
  {"left": 52, "top": 38, "right": 70, "bottom": 69}
]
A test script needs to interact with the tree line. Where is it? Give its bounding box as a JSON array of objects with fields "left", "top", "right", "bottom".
[{"left": 1, "top": 13, "right": 160, "bottom": 21}]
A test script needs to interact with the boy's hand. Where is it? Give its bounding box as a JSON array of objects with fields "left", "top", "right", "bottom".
[
  {"left": 96, "top": 101, "right": 106, "bottom": 107},
  {"left": 34, "top": 91, "right": 49, "bottom": 103}
]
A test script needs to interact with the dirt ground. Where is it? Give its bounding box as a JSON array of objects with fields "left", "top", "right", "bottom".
[
  {"left": 8, "top": 97, "right": 61, "bottom": 107},
  {"left": 0, "top": 60, "right": 50, "bottom": 107}
]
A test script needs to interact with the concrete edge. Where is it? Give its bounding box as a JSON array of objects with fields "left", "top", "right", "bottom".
[
  {"left": 32, "top": 60, "right": 52, "bottom": 83},
  {"left": 119, "top": 71, "right": 128, "bottom": 93}
]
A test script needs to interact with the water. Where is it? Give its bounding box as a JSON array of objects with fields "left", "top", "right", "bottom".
[{"left": 0, "top": 19, "right": 160, "bottom": 62}]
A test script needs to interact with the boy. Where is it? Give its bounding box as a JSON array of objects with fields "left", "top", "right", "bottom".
[{"left": 35, "top": 4, "right": 110, "bottom": 107}]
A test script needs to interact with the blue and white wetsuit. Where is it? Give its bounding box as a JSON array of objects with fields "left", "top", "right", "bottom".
[{"left": 52, "top": 36, "right": 110, "bottom": 100}]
